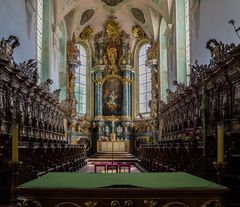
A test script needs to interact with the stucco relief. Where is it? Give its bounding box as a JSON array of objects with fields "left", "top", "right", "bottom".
[
  {"left": 131, "top": 8, "right": 146, "bottom": 24},
  {"left": 101, "top": 0, "right": 124, "bottom": 7},
  {"left": 80, "top": 9, "right": 94, "bottom": 25}
]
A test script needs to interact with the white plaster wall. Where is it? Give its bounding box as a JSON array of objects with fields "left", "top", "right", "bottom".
[
  {"left": 0, "top": 0, "right": 36, "bottom": 63},
  {"left": 191, "top": 0, "right": 240, "bottom": 64}
]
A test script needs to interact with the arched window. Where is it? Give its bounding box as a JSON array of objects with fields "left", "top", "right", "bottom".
[
  {"left": 185, "top": 0, "right": 190, "bottom": 84},
  {"left": 139, "top": 43, "right": 151, "bottom": 115},
  {"left": 75, "top": 44, "right": 87, "bottom": 115},
  {"left": 36, "top": 0, "right": 43, "bottom": 73}
]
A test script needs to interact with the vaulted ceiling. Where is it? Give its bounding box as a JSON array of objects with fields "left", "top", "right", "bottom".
[{"left": 52, "top": 0, "right": 175, "bottom": 43}]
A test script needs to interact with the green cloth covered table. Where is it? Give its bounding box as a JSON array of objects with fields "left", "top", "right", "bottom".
[
  {"left": 19, "top": 172, "right": 222, "bottom": 189},
  {"left": 17, "top": 172, "right": 228, "bottom": 207}
]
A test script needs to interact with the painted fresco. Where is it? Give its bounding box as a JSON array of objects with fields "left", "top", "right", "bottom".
[{"left": 103, "top": 77, "right": 123, "bottom": 116}]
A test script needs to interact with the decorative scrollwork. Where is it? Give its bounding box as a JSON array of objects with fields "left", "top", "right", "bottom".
[
  {"left": 52, "top": 89, "right": 61, "bottom": 102},
  {"left": 80, "top": 26, "right": 94, "bottom": 41},
  {"left": 55, "top": 202, "right": 81, "bottom": 207},
  {"left": 105, "top": 16, "right": 120, "bottom": 40},
  {"left": 67, "top": 40, "right": 78, "bottom": 62},
  {"left": 144, "top": 200, "right": 158, "bottom": 207},
  {"left": 84, "top": 201, "right": 98, "bottom": 207},
  {"left": 201, "top": 200, "right": 222, "bottom": 207},
  {"left": 206, "top": 39, "right": 238, "bottom": 63},
  {"left": 80, "top": 9, "right": 94, "bottom": 25},
  {"left": 190, "top": 60, "right": 209, "bottom": 85},
  {"left": 0, "top": 35, "right": 20, "bottom": 62},
  {"left": 39, "top": 78, "right": 53, "bottom": 94},
  {"left": 131, "top": 8, "right": 146, "bottom": 24},
  {"left": 23, "top": 199, "right": 42, "bottom": 207},
  {"left": 13, "top": 59, "right": 39, "bottom": 83},
  {"left": 124, "top": 200, "right": 134, "bottom": 207},
  {"left": 166, "top": 80, "right": 187, "bottom": 103},
  {"left": 111, "top": 200, "right": 121, "bottom": 207},
  {"left": 162, "top": 202, "right": 189, "bottom": 207},
  {"left": 190, "top": 40, "right": 240, "bottom": 85},
  {"left": 147, "top": 41, "right": 160, "bottom": 60},
  {"left": 111, "top": 200, "right": 134, "bottom": 207},
  {"left": 101, "top": 0, "right": 124, "bottom": 6},
  {"left": 132, "top": 25, "right": 145, "bottom": 40},
  {"left": 93, "top": 15, "right": 133, "bottom": 72}
]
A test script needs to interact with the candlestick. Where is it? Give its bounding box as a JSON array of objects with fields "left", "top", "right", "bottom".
[
  {"left": 217, "top": 123, "right": 224, "bottom": 163},
  {"left": 12, "top": 125, "right": 19, "bottom": 162}
]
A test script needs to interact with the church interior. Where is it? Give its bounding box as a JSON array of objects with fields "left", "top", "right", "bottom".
[{"left": 0, "top": 0, "right": 240, "bottom": 206}]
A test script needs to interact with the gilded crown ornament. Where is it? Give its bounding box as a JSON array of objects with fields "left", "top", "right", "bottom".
[
  {"left": 132, "top": 25, "right": 145, "bottom": 40},
  {"left": 80, "top": 26, "right": 94, "bottom": 41},
  {"left": 106, "top": 16, "right": 120, "bottom": 40}
]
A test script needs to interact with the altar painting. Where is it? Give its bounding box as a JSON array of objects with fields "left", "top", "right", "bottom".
[{"left": 103, "top": 77, "right": 123, "bottom": 116}]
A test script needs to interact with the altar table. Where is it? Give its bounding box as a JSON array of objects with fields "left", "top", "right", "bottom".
[
  {"left": 97, "top": 141, "right": 130, "bottom": 152},
  {"left": 17, "top": 172, "right": 228, "bottom": 207}
]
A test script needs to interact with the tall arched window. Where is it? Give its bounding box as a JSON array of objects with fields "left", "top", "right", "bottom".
[
  {"left": 139, "top": 43, "right": 151, "bottom": 115},
  {"left": 75, "top": 44, "right": 87, "bottom": 115},
  {"left": 185, "top": 0, "right": 190, "bottom": 84},
  {"left": 36, "top": 0, "right": 43, "bottom": 73}
]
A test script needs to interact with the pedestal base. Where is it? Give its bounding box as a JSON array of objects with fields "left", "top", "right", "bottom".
[{"left": 213, "top": 161, "right": 227, "bottom": 185}]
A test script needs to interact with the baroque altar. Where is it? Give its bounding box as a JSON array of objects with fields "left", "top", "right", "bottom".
[{"left": 92, "top": 17, "right": 134, "bottom": 152}]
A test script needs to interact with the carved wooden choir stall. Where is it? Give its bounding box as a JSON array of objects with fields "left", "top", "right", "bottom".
[{"left": 0, "top": 36, "right": 87, "bottom": 204}]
